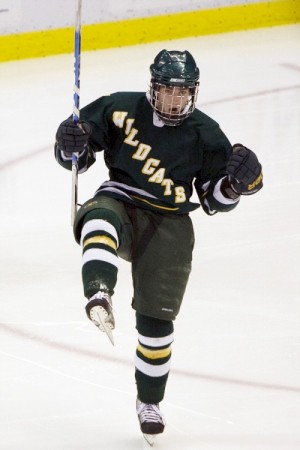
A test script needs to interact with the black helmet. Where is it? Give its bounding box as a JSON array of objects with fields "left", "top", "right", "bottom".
[
  {"left": 150, "top": 49, "right": 200, "bottom": 86},
  {"left": 149, "top": 50, "right": 200, "bottom": 126}
]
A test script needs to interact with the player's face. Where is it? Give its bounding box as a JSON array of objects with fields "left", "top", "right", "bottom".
[{"left": 155, "top": 85, "right": 191, "bottom": 116}]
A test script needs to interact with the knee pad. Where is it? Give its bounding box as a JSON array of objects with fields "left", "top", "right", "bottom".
[{"left": 82, "top": 209, "right": 121, "bottom": 240}]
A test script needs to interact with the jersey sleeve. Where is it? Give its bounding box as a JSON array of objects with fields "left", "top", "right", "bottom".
[{"left": 194, "top": 122, "right": 240, "bottom": 215}]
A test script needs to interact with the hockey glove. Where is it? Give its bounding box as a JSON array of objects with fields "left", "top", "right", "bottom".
[
  {"left": 56, "top": 118, "right": 92, "bottom": 154},
  {"left": 227, "top": 144, "right": 263, "bottom": 195}
]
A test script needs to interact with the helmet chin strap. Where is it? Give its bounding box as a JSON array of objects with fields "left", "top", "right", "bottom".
[{"left": 153, "top": 111, "right": 165, "bottom": 127}]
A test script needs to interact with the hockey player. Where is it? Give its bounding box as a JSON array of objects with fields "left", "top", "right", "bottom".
[{"left": 54, "top": 49, "right": 263, "bottom": 442}]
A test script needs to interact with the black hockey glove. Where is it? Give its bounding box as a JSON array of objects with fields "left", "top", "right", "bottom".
[
  {"left": 226, "top": 144, "right": 263, "bottom": 195},
  {"left": 56, "top": 118, "right": 92, "bottom": 154}
]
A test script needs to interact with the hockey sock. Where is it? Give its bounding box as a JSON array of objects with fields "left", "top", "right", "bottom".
[
  {"left": 81, "top": 209, "right": 120, "bottom": 298},
  {"left": 135, "top": 312, "right": 174, "bottom": 404}
]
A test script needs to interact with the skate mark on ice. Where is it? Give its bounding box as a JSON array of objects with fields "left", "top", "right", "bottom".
[
  {"left": 1, "top": 322, "right": 300, "bottom": 394},
  {"left": 0, "top": 349, "right": 132, "bottom": 396}
]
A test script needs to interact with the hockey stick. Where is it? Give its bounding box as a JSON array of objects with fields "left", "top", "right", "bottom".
[{"left": 71, "top": 0, "right": 82, "bottom": 226}]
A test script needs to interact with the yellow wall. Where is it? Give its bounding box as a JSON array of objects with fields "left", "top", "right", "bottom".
[{"left": 0, "top": 0, "right": 299, "bottom": 62}]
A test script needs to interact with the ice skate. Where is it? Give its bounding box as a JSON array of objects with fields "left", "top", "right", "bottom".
[
  {"left": 136, "top": 398, "right": 165, "bottom": 446},
  {"left": 85, "top": 291, "right": 115, "bottom": 345}
]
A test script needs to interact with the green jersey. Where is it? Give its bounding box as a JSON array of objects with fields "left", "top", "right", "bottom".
[{"left": 55, "top": 92, "right": 239, "bottom": 215}]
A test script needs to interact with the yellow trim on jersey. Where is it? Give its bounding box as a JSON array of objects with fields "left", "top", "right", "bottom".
[
  {"left": 131, "top": 195, "right": 179, "bottom": 211},
  {"left": 1, "top": 1, "right": 299, "bottom": 62},
  {"left": 137, "top": 344, "right": 171, "bottom": 360},
  {"left": 83, "top": 235, "right": 117, "bottom": 250}
]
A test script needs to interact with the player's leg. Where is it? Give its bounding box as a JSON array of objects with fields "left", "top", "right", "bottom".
[
  {"left": 74, "top": 196, "right": 133, "bottom": 341},
  {"left": 135, "top": 312, "right": 173, "bottom": 436},
  {"left": 130, "top": 209, "right": 195, "bottom": 434}
]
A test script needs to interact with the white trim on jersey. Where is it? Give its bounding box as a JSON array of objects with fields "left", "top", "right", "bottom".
[
  {"left": 203, "top": 197, "right": 216, "bottom": 215},
  {"left": 97, "top": 187, "right": 132, "bottom": 199},
  {"left": 213, "top": 177, "right": 240, "bottom": 205},
  {"left": 98, "top": 180, "right": 158, "bottom": 199}
]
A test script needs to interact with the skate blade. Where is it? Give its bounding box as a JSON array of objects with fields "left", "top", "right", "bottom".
[
  {"left": 143, "top": 434, "right": 156, "bottom": 446},
  {"left": 93, "top": 308, "right": 114, "bottom": 346}
]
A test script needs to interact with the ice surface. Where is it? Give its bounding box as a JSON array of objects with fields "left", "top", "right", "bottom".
[{"left": 0, "top": 24, "right": 300, "bottom": 450}]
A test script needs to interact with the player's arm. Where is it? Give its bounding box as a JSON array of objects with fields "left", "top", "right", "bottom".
[{"left": 196, "top": 144, "right": 263, "bottom": 215}]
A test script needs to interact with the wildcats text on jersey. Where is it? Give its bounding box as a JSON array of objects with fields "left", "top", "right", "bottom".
[{"left": 112, "top": 111, "right": 186, "bottom": 204}]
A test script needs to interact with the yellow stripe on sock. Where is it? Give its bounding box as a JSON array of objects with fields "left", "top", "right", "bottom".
[
  {"left": 137, "top": 344, "right": 171, "bottom": 360},
  {"left": 83, "top": 235, "right": 117, "bottom": 251}
]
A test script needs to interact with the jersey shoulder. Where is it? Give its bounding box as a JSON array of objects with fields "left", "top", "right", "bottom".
[
  {"left": 94, "top": 91, "right": 148, "bottom": 116},
  {"left": 109, "top": 91, "right": 146, "bottom": 106},
  {"left": 188, "top": 107, "right": 232, "bottom": 151},
  {"left": 80, "top": 91, "right": 147, "bottom": 124},
  {"left": 191, "top": 107, "right": 220, "bottom": 129}
]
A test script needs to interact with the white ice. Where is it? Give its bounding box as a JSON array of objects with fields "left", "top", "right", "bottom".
[{"left": 0, "top": 24, "right": 300, "bottom": 450}]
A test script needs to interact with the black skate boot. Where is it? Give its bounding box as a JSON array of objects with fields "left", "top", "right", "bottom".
[{"left": 136, "top": 398, "right": 165, "bottom": 446}]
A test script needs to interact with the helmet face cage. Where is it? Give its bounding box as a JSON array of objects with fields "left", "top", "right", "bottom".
[
  {"left": 148, "top": 49, "right": 200, "bottom": 126},
  {"left": 149, "top": 79, "right": 199, "bottom": 126}
]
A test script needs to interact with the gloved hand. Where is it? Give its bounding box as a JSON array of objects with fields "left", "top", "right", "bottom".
[
  {"left": 227, "top": 144, "right": 263, "bottom": 195},
  {"left": 56, "top": 118, "right": 92, "bottom": 154}
]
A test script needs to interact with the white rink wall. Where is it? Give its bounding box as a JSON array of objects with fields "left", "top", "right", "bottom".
[{"left": 0, "top": 0, "right": 269, "bottom": 34}]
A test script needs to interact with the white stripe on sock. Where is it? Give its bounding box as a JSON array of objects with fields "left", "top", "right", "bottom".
[
  {"left": 80, "top": 219, "right": 119, "bottom": 247},
  {"left": 135, "top": 354, "right": 171, "bottom": 377},
  {"left": 137, "top": 333, "right": 174, "bottom": 348},
  {"left": 82, "top": 248, "right": 119, "bottom": 268}
]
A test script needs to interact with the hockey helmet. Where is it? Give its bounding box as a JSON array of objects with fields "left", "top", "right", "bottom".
[{"left": 149, "top": 49, "right": 200, "bottom": 126}]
